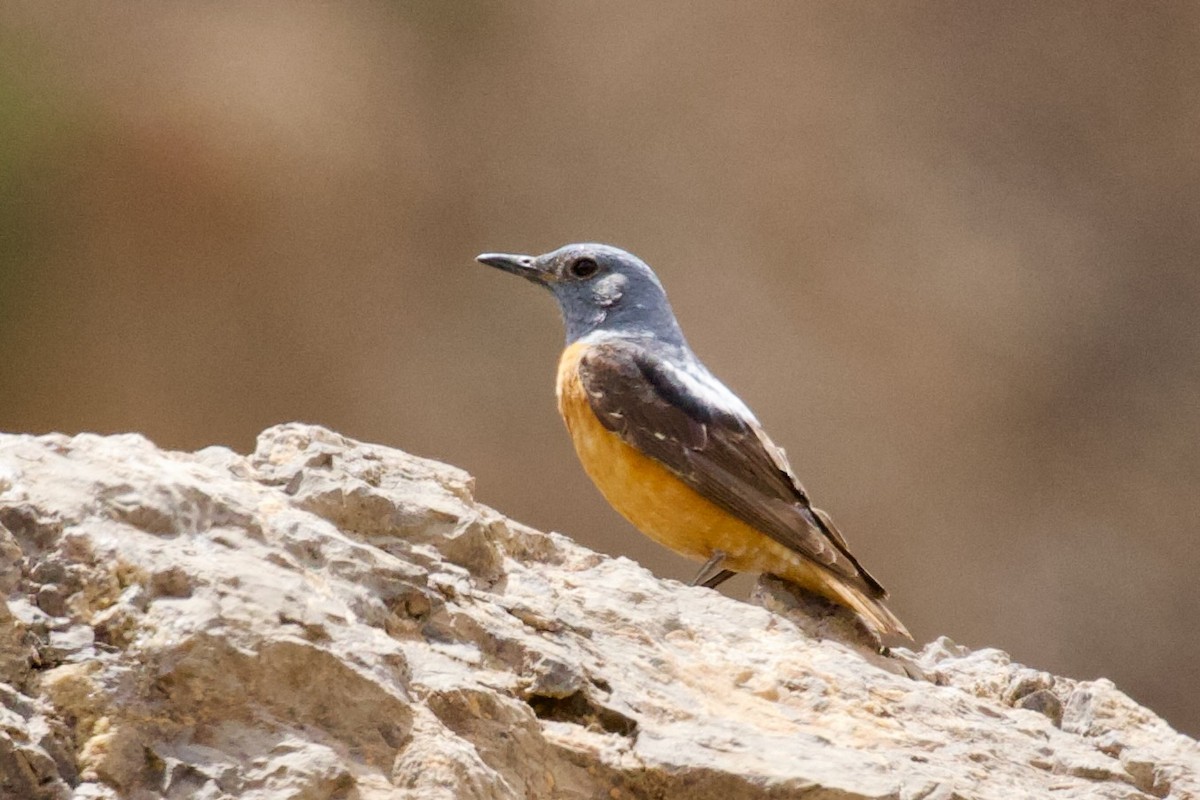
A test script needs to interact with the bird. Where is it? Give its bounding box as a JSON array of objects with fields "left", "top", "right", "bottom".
[{"left": 477, "top": 243, "right": 909, "bottom": 638}]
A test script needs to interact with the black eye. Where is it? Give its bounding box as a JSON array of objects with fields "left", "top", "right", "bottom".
[{"left": 569, "top": 257, "right": 599, "bottom": 279}]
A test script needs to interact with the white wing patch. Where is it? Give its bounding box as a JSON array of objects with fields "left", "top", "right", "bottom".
[
  {"left": 576, "top": 331, "right": 760, "bottom": 424},
  {"left": 658, "top": 358, "right": 759, "bottom": 424}
]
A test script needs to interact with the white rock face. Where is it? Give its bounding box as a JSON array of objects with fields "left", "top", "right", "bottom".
[{"left": 0, "top": 424, "right": 1195, "bottom": 800}]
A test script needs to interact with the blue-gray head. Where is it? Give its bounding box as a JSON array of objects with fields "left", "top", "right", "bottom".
[{"left": 477, "top": 243, "right": 686, "bottom": 346}]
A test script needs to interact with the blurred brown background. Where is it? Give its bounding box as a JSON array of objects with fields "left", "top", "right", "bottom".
[{"left": 2, "top": 3, "right": 1198, "bottom": 734}]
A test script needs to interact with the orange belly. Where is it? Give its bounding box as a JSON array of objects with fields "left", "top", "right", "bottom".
[
  {"left": 554, "top": 342, "right": 830, "bottom": 588},
  {"left": 553, "top": 342, "right": 910, "bottom": 638}
]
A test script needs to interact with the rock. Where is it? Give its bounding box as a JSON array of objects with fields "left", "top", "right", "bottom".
[{"left": 0, "top": 423, "right": 1193, "bottom": 800}]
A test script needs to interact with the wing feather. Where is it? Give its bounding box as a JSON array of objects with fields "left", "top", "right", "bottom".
[{"left": 577, "top": 340, "right": 887, "bottom": 598}]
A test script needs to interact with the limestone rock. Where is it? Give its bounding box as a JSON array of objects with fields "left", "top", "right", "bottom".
[{"left": 0, "top": 424, "right": 1194, "bottom": 799}]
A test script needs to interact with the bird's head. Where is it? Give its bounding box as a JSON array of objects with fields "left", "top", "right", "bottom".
[{"left": 477, "top": 243, "right": 685, "bottom": 345}]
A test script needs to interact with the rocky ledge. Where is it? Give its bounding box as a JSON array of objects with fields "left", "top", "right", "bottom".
[{"left": 0, "top": 424, "right": 1195, "bottom": 799}]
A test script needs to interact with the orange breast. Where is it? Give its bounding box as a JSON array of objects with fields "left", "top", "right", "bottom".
[
  {"left": 554, "top": 342, "right": 824, "bottom": 580},
  {"left": 554, "top": 342, "right": 908, "bottom": 637}
]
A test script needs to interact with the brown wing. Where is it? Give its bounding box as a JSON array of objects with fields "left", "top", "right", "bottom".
[{"left": 577, "top": 339, "right": 887, "bottom": 598}]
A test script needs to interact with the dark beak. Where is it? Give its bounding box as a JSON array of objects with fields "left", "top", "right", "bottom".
[{"left": 476, "top": 252, "right": 547, "bottom": 285}]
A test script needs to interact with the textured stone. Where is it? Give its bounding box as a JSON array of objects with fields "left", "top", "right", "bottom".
[{"left": 0, "top": 423, "right": 1193, "bottom": 799}]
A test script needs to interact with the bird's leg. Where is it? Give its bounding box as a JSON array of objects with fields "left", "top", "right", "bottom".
[
  {"left": 691, "top": 551, "right": 736, "bottom": 589},
  {"left": 690, "top": 551, "right": 725, "bottom": 586},
  {"left": 701, "top": 569, "right": 736, "bottom": 589}
]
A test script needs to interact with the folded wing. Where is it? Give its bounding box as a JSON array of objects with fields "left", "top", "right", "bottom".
[{"left": 576, "top": 339, "right": 888, "bottom": 599}]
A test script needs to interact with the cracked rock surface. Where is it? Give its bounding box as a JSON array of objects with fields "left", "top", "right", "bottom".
[{"left": 0, "top": 423, "right": 1195, "bottom": 799}]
